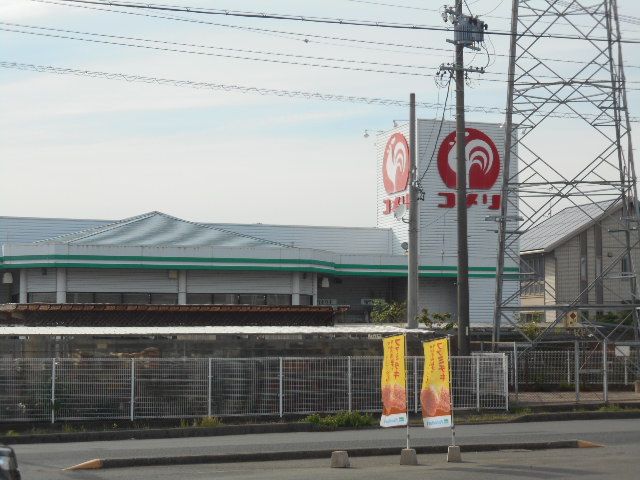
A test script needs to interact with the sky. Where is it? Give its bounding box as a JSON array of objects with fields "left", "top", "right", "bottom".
[{"left": 1, "top": 0, "right": 640, "bottom": 227}]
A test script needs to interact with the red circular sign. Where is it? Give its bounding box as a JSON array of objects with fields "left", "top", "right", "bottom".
[
  {"left": 437, "top": 128, "right": 500, "bottom": 190},
  {"left": 382, "top": 133, "right": 410, "bottom": 195}
]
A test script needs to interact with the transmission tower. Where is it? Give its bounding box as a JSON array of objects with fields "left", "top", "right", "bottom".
[{"left": 493, "top": 0, "right": 640, "bottom": 344}]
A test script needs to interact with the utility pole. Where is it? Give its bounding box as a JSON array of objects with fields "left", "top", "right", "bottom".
[
  {"left": 441, "top": 3, "right": 486, "bottom": 355},
  {"left": 407, "top": 93, "right": 419, "bottom": 329}
]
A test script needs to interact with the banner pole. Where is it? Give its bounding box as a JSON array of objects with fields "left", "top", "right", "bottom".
[
  {"left": 447, "top": 336, "right": 456, "bottom": 447},
  {"left": 405, "top": 333, "right": 410, "bottom": 450}
]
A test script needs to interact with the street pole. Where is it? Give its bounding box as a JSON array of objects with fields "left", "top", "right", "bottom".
[
  {"left": 407, "top": 93, "right": 419, "bottom": 329},
  {"left": 455, "top": 0, "right": 470, "bottom": 356}
]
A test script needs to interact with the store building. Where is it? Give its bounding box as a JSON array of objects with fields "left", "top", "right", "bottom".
[{"left": 0, "top": 120, "right": 518, "bottom": 325}]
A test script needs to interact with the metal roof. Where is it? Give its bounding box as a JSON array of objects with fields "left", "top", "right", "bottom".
[
  {"left": 37, "top": 212, "right": 291, "bottom": 249},
  {"left": 0, "top": 325, "right": 431, "bottom": 336},
  {"left": 0, "top": 214, "right": 391, "bottom": 254},
  {"left": 0, "top": 216, "right": 111, "bottom": 243},
  {"left": 520, "top": 200, "right": 619, "bottom": 253}
]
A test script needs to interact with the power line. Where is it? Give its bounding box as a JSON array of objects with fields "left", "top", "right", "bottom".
[
  {"left": 0, "top": 26, "right": 434, "bottom": 78},
  {"left": 54, "top": 0, "right": 640, "bottom": 44},
  {"left": 5, "top": 22, "right": 639, "bottom": 86},
  {"left": 0, "top": 22, "right": 436, "bottom": 73},
  {"left": 2, "top": 60, "right": 638, "bottom": 122},
  {"left": 33, "top": 0, "right": 640, "bottom": 70}
]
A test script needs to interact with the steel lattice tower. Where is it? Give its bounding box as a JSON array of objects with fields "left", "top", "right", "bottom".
[{"left": 493, "top": 0, "right": 640, "bottom": 343}]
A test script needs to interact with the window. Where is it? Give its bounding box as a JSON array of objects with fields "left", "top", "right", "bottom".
[
  {"left": 122, "top": 293, "right": 151, "bottom": 304},
  {"left": 28, "top": 292, "right": 56, "bottom": 303},
  {"left": 238, "top": 294, "right": 267, "bottom": 305},
  {"left": 520, "top": 255, "right": 544, "bottom": 296},
  {"left": 213, "top": 293, "right": 237, "bottom": 305},
  {"left": 266, "top": 294, "right": 292, "bottom": 306},
  {"left": 67, "top": 293, "right": 95, "bottom": 303},
  {"left": 299, "top": 294, "right": 313, "bottom": 306},
  {"left": 150, "top": 293, "right": 178, "bottom": 305},
  {"left": 94, "top": 293, "right": 122, "bottom": 304},
  {"left": 187, "top": 293, "right": 212, "bottom": 304}
]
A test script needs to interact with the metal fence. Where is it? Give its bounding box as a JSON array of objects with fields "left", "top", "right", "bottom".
[
  {"left": 0, "top": 355, "right": 508, "bottom": 423},
  {"left": 501, "top": 342, "right": 640, "bottom": 406}
]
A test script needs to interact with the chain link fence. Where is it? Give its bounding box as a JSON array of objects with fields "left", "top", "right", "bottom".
[{"left": 0, "top": 355, "right": 507, "bottom": 423}]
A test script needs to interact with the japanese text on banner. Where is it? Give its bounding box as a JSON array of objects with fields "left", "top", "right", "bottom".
[
  {"left": 421, "top": 338, "right": 453, "bottom": 429},
  {"left": 380, "top": 334, "right": 407, "bottom": 428}
]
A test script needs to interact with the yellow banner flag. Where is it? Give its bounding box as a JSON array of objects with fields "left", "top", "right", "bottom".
[
  {"left": 421, "top": 337, "right": 453, "bottom": 429},
  {"left": 380, "top": 334, "right": 407, "bottom": 427}
]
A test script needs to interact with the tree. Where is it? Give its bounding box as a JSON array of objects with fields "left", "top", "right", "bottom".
[
  {"left": 371, "top": 300, "right": 406, "bottom": 324},
  {"left": 418, "top": 308, "right": 455, "bottom": 330}
]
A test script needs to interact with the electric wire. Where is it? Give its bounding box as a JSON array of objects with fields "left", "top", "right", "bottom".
[
  {"left": 6, "top": 60, "right": 638, "bottom": 122},
  {"left": 4, "top": 23, "right": 638, "bottom": 86},
  {"left": 52, "top": 0, "right": 640, "bottom": 44},
  {"left": 0, "top": 21, "right": 437, "bottom": 73},
  {"left": 0, "top": 26, "right": 433, "bottom": 78},
  {"left": 418, "top": 75, "right": 453, "bottom": 185},
  {"left": 31, "top": 0, "right": 640, "bottom": 70}
]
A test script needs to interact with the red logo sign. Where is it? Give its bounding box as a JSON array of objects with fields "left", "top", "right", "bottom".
[
  {"left": 435, "top": 128, "right": 502, "bottom": 210},
  {"left": 383, "top": 133, "right": 410, "bottom": 195},
  {"left": 437, "top": 128, "right": 500, "bottom": 190}
]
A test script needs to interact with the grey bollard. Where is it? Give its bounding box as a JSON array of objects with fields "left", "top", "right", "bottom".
[
  {"left": 330, "top": 450, "right": 350, "bottom": 468},
  {"left": 400, "top": 448, "right": 418, "bottom": 465},
  {"left": 447, "top": 445, "right": 462, "bottom": 462}
]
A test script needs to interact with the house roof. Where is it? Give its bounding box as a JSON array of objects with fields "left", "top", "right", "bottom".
[
  {"left": 520, "top": 200, "right": 619, "bottom": 253},
  {"left": 37, "top": 211, "right": 291, "bottom": 249}
]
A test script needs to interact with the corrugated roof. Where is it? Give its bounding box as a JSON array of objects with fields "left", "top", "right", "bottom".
[
  {"left": 520, "top": 200, "right": 619, "bottom": 253},
  {"left": 0, "top": 216, "right": 111, "bottom": 243},
  {"left": 37, "top": 212, "right": 291, "bottom": 248}
]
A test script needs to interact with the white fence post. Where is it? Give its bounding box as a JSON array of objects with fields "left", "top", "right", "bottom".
[
  {"left": 279, "top": 357, "right": 283, "bottom": 418},
  {"left": 51, "top": 359, "right": 56, "bottom": 424},
  {"left": 414, "top": 356, "right": 419, "bottom": 414},
  {"left": 624, "top": 357, "right": 629, "bottom": 385},
  {"left": 513, "top": 343, "right": 519, "bottom": 403},
  {"left": 130, "top": 358, "right": 135, "bottom": 421},
  {"left": 347, "top": 356, "right": 352, "bottom": 412},
  {"left": 207, "top": 358, "right": 212, "bottom": 417},
  {"left": 567, "top": 350, "right": 571, "bottom": 384},
  {"left": 574, "top": 341, "right": 580, "bottom": 403},
  {"left": 503, "top": 354, "right": 509, "bottom": 411},
  {"left": 475, "top": 357, "right": 481, "bottom": 412},
  {"left": 603, "top": 340, "right": 608, "bottom": 404}
]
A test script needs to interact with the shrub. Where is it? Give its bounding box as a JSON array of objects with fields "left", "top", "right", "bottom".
[
  {"left": 303, "top": 411, "right": 376, "bottom": 428},
  {"left": 193, "top": 416, "right": 223, "bottom": 428}
]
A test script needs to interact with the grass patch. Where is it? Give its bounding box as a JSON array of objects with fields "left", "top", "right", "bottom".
[
  {"left": 179, "top": 416, "right": 223, "bottom": 428},
  {"left": 598, "top": 404, "right": 625, "bottom": 412},
  {"left": 303, "top": 411, "right": 376, "bottom": 428},
  {"left": 4, "top": 430, "right": 19, "bottom": 437},
  {"left": 193, "top": 416, "right": 223, "bottom": 428}
]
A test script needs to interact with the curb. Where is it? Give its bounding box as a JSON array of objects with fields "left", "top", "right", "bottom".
[
  {"left": 512, "top": 410, "right": 640, "bottom": 423},
  {"left": 0, "top": 422, "right": 327, "bottom": 445},
  {"left": 64, "top": 439, "right": 602, "bottom": 470},
  {"left": 3, "top": 410, "right": 640, "bottom": 445}
]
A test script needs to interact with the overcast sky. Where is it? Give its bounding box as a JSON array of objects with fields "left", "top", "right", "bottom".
[{"left": 2, "top": 0, "right": 640, "bottom": 227}]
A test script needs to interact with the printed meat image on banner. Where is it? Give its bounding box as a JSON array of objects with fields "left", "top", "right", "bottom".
[
  {"left": 380, "top": 334, "right": 408, "bottom": 428},
  {"left": 421, "top": 338, "right": 453, "bottom": 429}
]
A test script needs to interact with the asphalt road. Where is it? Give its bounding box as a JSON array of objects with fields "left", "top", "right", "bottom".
[{"left": 11, "top": 418, "right": 640, "bottom": 479}]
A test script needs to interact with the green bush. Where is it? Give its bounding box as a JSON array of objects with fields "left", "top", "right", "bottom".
[
  {"left": 303, "top": 411, "right": 376, "bottom": 428},
  {"left": 193, "top": 416, "right": 223, "bottom": 428}
]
